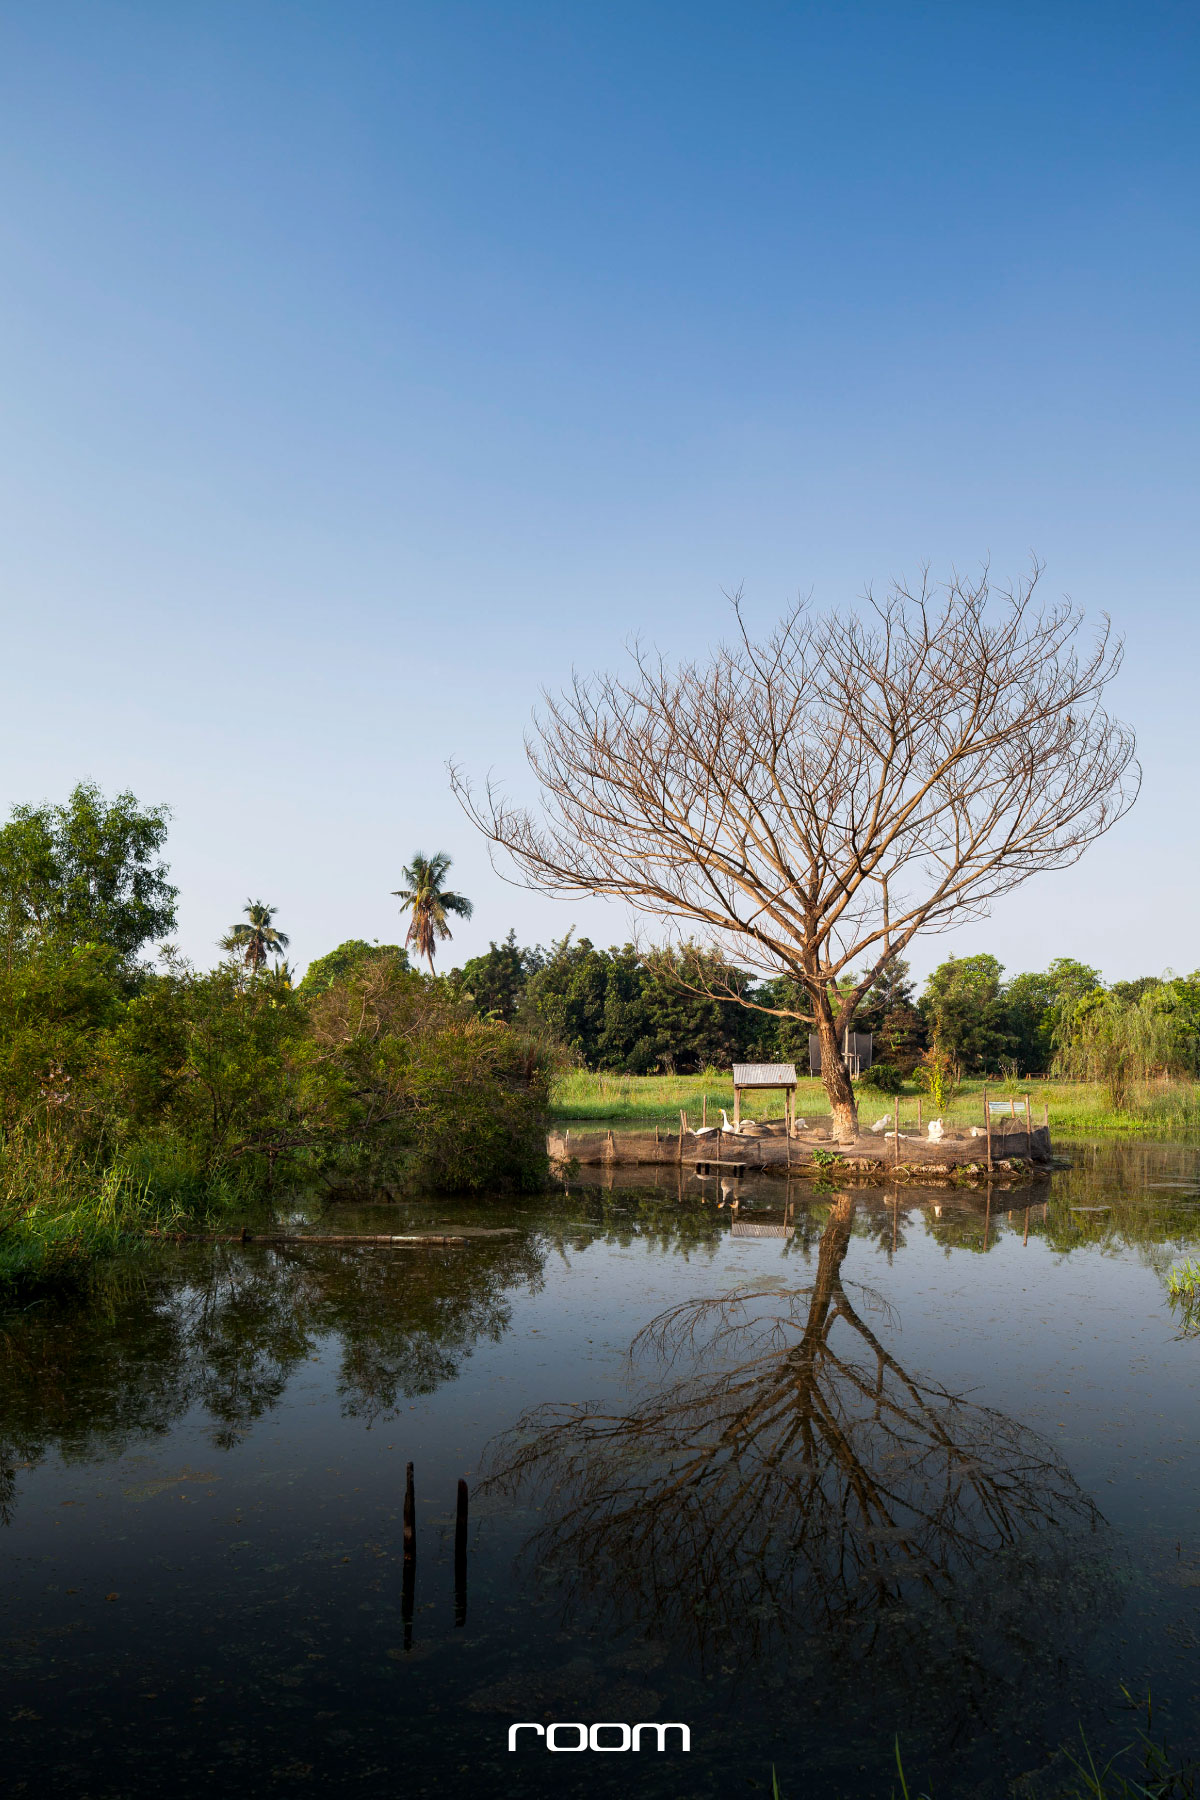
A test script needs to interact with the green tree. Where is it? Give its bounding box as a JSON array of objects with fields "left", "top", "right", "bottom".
[
  {"left": 640, "top": 945, "right": 756, "bottom": 1072},
  {"left": 1005, "top": 958, "right": 1102, "bottom": 1073},
  {"left": 392, "top": 852, "right": 473, "bottom": 972},
  {"left": 451, "top": 929, "right": 541, "bottom": 1023},
  {"left": 1109, "top": 974, "right": 1165, "bottom": 1006},
  {"left": 221, "top": 901, "right": 290, "bottom": 975},
  {"left": 1053, "top": 983, "right": 1197, "bottom": 1108},
  {"left": 921, "top": 954, "right": 1012, "bottom": 1074},
  {"left": 299, "top": 954, "right": 548, "bottom": 1192},
  {"left": 108, "top": 958, "right": 306, "bottom": 1178},
  {"left": 0, "top": 944, "right": 125, "bottom": 1134},
  {"left": 0, "top": 782, "right": 176, "bottom": 968},
  {"left": 522, "top": 936, "right": 615, "bottom": 1067},
  {"left": 854, "top": 956, "right": 925, "bottom": 1075},
  {"left": 298, "top": 939, "right": 409, "bottom": 994},
  {"left": 519, "top": 937, "right": 755, "bottom": 1073}
]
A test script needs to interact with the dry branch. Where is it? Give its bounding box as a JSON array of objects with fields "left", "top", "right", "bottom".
[{"left": 454, "top": 565, "right": 1137, "bottom": 1135}]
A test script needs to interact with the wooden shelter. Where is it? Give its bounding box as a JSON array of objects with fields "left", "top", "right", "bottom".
[{"left": 732, "top": 1062, "right": 799, "bottom": 1132}]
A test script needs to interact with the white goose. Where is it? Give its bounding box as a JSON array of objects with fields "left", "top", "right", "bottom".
[{"left": 719, "top": 1108, "right": 764, "bottom": 1137}]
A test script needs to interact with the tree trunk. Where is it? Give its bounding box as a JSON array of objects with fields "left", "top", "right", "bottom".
[{"left": 813, "top": 996, "right": 858, "bottom": 1141}]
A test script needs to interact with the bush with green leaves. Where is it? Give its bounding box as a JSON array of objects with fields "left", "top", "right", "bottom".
[
  {"left": 856, "top": 1061, "right": 903, "bottom": 1095},
  {"left": 300, "top": 957, "right": 549, "bottom": 1194}
]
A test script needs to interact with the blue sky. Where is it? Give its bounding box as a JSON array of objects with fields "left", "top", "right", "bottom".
[{"left": 0, "top": 2, "right": 1196, "bottom": 985}]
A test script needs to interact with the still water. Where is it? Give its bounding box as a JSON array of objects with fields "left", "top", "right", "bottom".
[{"left": 2, "top": 1141, "right": 1200, "bottom": 1798}]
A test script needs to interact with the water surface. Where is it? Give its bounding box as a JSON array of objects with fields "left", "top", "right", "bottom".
[{"left": 3, "top": 1140, "right": 1200, "bottom": 1797}]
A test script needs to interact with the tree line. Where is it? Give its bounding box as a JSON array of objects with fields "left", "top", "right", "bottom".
[
  {"left": 448, "top": 932, "right": 1200, "bottom": 1093},
  {"left": 0, "top": 786, "right": 549, "bottom": 1292}
]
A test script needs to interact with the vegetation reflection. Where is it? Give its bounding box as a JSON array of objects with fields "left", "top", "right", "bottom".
[{"left": 0, "top": 1233, "right": 545, "bottom": 1511}]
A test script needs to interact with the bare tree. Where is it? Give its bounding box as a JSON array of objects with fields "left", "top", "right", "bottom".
[{"left": 453, "top": 566, "right": 1138, "bottom": 1136}]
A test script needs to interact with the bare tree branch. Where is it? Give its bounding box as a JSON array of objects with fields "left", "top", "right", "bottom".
[{"left": 452, "top": 564, "right": 1138, "bottom": 1135}]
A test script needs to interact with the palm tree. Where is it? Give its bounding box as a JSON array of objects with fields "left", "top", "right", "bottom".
[
  {"left": 221, "top": 900, "right": 290, "bottom": 974},
  {"left": 392, "top": 851, "right": 473, "bottom": 972}
]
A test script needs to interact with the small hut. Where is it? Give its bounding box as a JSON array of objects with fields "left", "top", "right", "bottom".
[{"left": 732, "top": 1062, "right": 799, "bottom": 1132}]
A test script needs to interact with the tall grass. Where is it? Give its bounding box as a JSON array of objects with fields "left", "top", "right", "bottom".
[{"left": 0, "top": 1129, "right": 229, "bottom": 1296}]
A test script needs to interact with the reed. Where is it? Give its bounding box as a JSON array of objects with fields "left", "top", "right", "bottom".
[
  {"left": 1168, "top": 1259, "right": 1200, "bottom": 1301},
  {"left": 0, "top": 1131, "right": 191, "bottom": 1295}
]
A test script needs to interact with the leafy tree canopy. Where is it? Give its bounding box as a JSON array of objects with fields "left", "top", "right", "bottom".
[
  {"left": 450, "top": 929, "right": 544, "bottom": 1023},
  {"left": 0, "top": 782, "right": 176, "bottom": 967},
  {"left": 298, "top": 939, "right": 410, "bottom": 995}
]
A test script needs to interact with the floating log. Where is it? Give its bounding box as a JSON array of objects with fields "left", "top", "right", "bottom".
[{"left": 144, "top": 1231, "right": 516, "bottom": 1246}]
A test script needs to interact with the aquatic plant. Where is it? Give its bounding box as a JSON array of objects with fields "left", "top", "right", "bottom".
[
  {"left": 881, "top": 1689, "right": 1198, "bottom": 1799},
  {"left": 1168, "top": 1259, "right": 1200, "bottom": 1300}
]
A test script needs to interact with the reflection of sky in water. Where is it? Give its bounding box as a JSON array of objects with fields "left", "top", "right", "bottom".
[{"left": 2, "top": 1140, "right": 1200, "bottom": 1799}]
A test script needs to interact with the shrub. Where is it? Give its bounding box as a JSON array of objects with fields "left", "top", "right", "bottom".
[
  {"left": 916, "top": 1045, "right": 958, "bottom": 1113},
  {"left": 301, "top": 958, "right": 550, "bottom": 1194},
  {"left": 857, "top": 1061, "right": 903, "bottom": 1095}
]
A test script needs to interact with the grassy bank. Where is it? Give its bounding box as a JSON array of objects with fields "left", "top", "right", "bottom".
[
  {"left": 551, "top": 1069, "right": 1200, "bottom": 1138},
  {"left": 0, "top": 1138, "right": 230, "bottom": 1296}
]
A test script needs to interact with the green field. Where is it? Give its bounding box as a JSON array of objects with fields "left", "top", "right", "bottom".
[{"left": 550, "top": 1068, "right": 1200, "bottom": 1137}]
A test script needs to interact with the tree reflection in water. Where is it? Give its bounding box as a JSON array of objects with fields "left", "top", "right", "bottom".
[
  {"left": 484, "top": 1194, "right": 1115, "bottom": 1716},
  {"left": 0, "top": 1233, "right": 545, "bottom": 1506}
]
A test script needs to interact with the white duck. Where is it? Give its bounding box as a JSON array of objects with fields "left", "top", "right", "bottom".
[{"left": 719, "top": 1109, "right": 763, "bottom": 1136}]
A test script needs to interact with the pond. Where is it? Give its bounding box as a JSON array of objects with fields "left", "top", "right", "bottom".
[{"left": 2, "top": 1140, "right": 1200, "bottom": 1799}]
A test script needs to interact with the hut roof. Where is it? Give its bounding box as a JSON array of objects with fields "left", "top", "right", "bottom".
[{"left": 732, "top": 1062, "right": 798, "bottom": 1087}]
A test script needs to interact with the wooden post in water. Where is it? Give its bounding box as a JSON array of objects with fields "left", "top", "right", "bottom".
[
  {"left": 983, "top": 1084, "right": 992, "bottom": 1168},
  {"left": 454, "top": 1479, "right": 468, "bottom": 1628},
  {"left": 403, "top": 1462, "right": 416, "bottom": 1557},
  {"left": 1023, "top": 1205, "right": 1030, "bottom": 1246},
  {"left": 1024, "top": 1093, "right": 1032, "bottom": 1152},
  {"left": 894, "top": 1106, "right": 900, "bottom": 1168},
  {"left": 402, "top": 1462, "right": 416, "bottom": 1650}
]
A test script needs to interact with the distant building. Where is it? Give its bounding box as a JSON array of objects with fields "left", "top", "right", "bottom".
[{"left": 807, "top": 1031, "right": 873, "bottom": 1077}]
